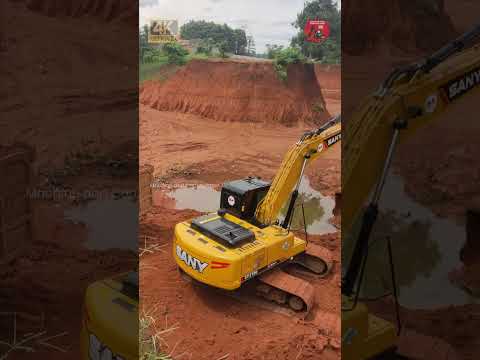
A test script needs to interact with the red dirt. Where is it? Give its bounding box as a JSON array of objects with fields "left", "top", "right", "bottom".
[
  {"left": 314, "top": 64, "right": 341, "bottom": 116},
  {"left": 0, "top": 2, "right": 137, "bottom": 358},
  {"left": 139, "top": 59, "right": 341, "bottom": 358},
  {"left": 140, "top": 207, "right": 341, "bottom": 360},
  {"left": 140, "top": 60, "right": 331, "bottom": 126},
  {"left": 343, "top": 0, "right": 457, "bottom": 55},
  {"left": 140, "top": 106, "right": 340, "bottom": 197},
  {"left": 1, "top": 0, "right": 137, "bottom": 168}
]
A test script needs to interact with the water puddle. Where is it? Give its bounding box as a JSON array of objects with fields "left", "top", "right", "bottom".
[
  {"left": 278, "top": 177, "right": 337, "bottom": 235},
  {"left": 165, "top": 177, "right": 337, "bottom": 235},
  {"left": 166, "top": 185, "right": 220, "bottom": 213},
  {"left": 65, "top": 197, "right": 137, "bottom": 251},
  {"left": 344, "top": 172, "right": 478, "bottom": 309}
]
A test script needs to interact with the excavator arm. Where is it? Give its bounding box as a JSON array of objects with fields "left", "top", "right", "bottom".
[
  {"left": 343, "top": 24, "right": 480, "bottom": 233},
  {"left": 255, "top": 115, "right": 341, "bottom": 226},
  {"left": 343, "top": 23, "right": 480, "bottom": 294}
]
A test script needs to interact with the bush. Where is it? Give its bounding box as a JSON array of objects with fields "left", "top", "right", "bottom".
[
  {"left": 162, "top": 42, "right": 189, "bottom": 65},
  {"left": 272, "top": 47, "right": 306, "bottom": 82},
  {"left": 196, "top": 38, "right": 214, "bottom": 56}
]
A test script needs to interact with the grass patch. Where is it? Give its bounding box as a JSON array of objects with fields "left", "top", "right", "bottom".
[
  {"left": 139, "top": 57, "right": 170, "bottom": 83},
  {"left": 139, "top": 53, "right": 220, "bottom": 84},
  {"left": 140, "top": 308, "right": 178, "bottom": 360}
]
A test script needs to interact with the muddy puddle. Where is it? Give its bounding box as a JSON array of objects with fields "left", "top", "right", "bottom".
[
  {"left": 65, "top": 196, "right": 138, "bottom": 251},
  {"left": 163, "top": 177, "right": 337, "bottom": 235},
  {"left": 165, "top": 185, "right": 220, "bottom": 213},
  {"left": 343, "top": 172, "right": 479, "bottom": 310}
]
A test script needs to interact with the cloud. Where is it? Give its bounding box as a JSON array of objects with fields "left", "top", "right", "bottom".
[{"left": 140, "top": 0, "right": 159, "bottom": 7}]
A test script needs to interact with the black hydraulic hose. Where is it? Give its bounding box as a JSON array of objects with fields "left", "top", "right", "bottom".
[
  {"left": 342, "top": 203, "right": 379, "bottom": 296},
  {"left": 282, "top": 189, "right": 299, "bottom": 230},
  {"left": 387, "top": 237, "right": 402, "bottom": 336}
]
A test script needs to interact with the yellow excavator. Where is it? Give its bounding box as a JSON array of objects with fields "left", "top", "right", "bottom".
[
  {"left": 80, "top": 271, "right": 138, "bottom": 360},
  {"left": 342, "top": 24, "right": 480, "bottom": 359},
  {"left": 173, "top": 116, "right": 341, "bottom": 312}
]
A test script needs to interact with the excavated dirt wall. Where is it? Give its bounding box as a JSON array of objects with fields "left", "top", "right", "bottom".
[
  {"left": 140, "top": 60, "right": 331, "bottom": 126},
  {"left": 343, "top": 0, "right": 457, "bottom": 54}
]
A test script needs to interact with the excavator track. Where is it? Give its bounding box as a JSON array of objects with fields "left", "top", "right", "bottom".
[
  {"left": 257, "top": 268, "right": 315, "bottom": 314},
  {"left": 291, "top": 243, "right": 334, "bottom": 276},
  {"left": 255, "top": 244, "right": 334, "bottom": 314}
]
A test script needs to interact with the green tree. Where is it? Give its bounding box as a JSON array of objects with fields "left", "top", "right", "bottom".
[
  {"left": 196, "top": 37, "right": 215, "bottom": 55},
  {"left": 291, "top": 0, "right": 340, "bottom": 63},
  {"left": 272, "top": 47, "right": 306, "bottom": 82},
  {"left": 265, "top": 44, "right": 284, "bottom": 59},
  {"left": 233, "top": 29, "right": 247, "bottom": 54},
  {"left": 139, "top": 24, "right": 149, "bottom": 63},
  {"left": 218, "top": 41, "right": 229, "bottom": 58},
  {"left": 162, "top": 42, "right": 189, "bottom": 65},
  {"left": 180, "top": 20, "right": 249, "bottom": 55},
  {"left": 246, "top": 35, "right": 256, "bottom": 56}
]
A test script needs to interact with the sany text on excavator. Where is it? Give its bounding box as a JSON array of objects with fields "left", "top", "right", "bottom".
[
  {"left": 173, "top": 116, "right": 341, "bottom": 313},
  {"left": 342, "top": 23, "right": 480, "bottom": 359}
]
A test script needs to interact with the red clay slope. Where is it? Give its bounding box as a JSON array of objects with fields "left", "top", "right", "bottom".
[{"left": 140, "top": 60, "right": 331, "bottom": 126}]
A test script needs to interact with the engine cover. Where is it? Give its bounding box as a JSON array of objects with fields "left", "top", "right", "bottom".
[{"left": 191, "top": 213, "right": 255, "bottom": 247}]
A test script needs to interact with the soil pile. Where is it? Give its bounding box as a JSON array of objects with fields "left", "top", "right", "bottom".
[
  {"left": 11, "top": 0, "right": 137, "bottom": 23},
  {"left": 140, "top": 60, "right": 331, "bottom": 126},
  {"left": 343, "top": 0, "right": 457, "bottom": 54}
]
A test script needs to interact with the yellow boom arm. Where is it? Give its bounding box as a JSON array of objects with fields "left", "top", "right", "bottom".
[
  {"left": 343, "top": 29, "right": 480, "bottom": 233},
  {"left": 255, "top": 116, "right": 341, "bottom": 226}
]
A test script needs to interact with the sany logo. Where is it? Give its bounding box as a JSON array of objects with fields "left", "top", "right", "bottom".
[
  {"left": 326, "top": 133, "right": 341, "bottom": 147},
  {"left": 176, "top": 245, "right": 209, "bottom": 273}
]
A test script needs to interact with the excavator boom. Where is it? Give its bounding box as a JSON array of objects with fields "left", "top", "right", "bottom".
[
  {"left": 342, "top": 23, "right": 480, "bottom": 360},
  {"left": 343, "top": 24, "right": 480, "bottom": 233},
  {"left": 255, "top": 116, "right": 341, "bottom": 226}
]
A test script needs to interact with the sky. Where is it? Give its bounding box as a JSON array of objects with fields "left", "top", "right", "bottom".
[{"left": 139, "top": 0, "right": 340, "bottom": 53}]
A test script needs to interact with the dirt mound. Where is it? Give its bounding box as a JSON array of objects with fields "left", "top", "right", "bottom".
[
  {"left": 140, "top": 60, "right": 331, "bottom": 126},
  {"left": 12, "top": 0, "right": 137, "bottom": 24},
  {"left": 343, "top": 0, "right": 457, "bottom": 54}
]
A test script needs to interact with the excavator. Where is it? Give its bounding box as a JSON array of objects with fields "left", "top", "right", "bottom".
[
  {"left": 342, "top": 24, "right": 480, "bottom": 359},
  {"left": 173, "top": 116, "right": 341, "bottom": 312}
]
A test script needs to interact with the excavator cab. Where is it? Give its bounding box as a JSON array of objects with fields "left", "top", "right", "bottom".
[{"left": 220, "top": 177, "right": 270, "bottom": 223}]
